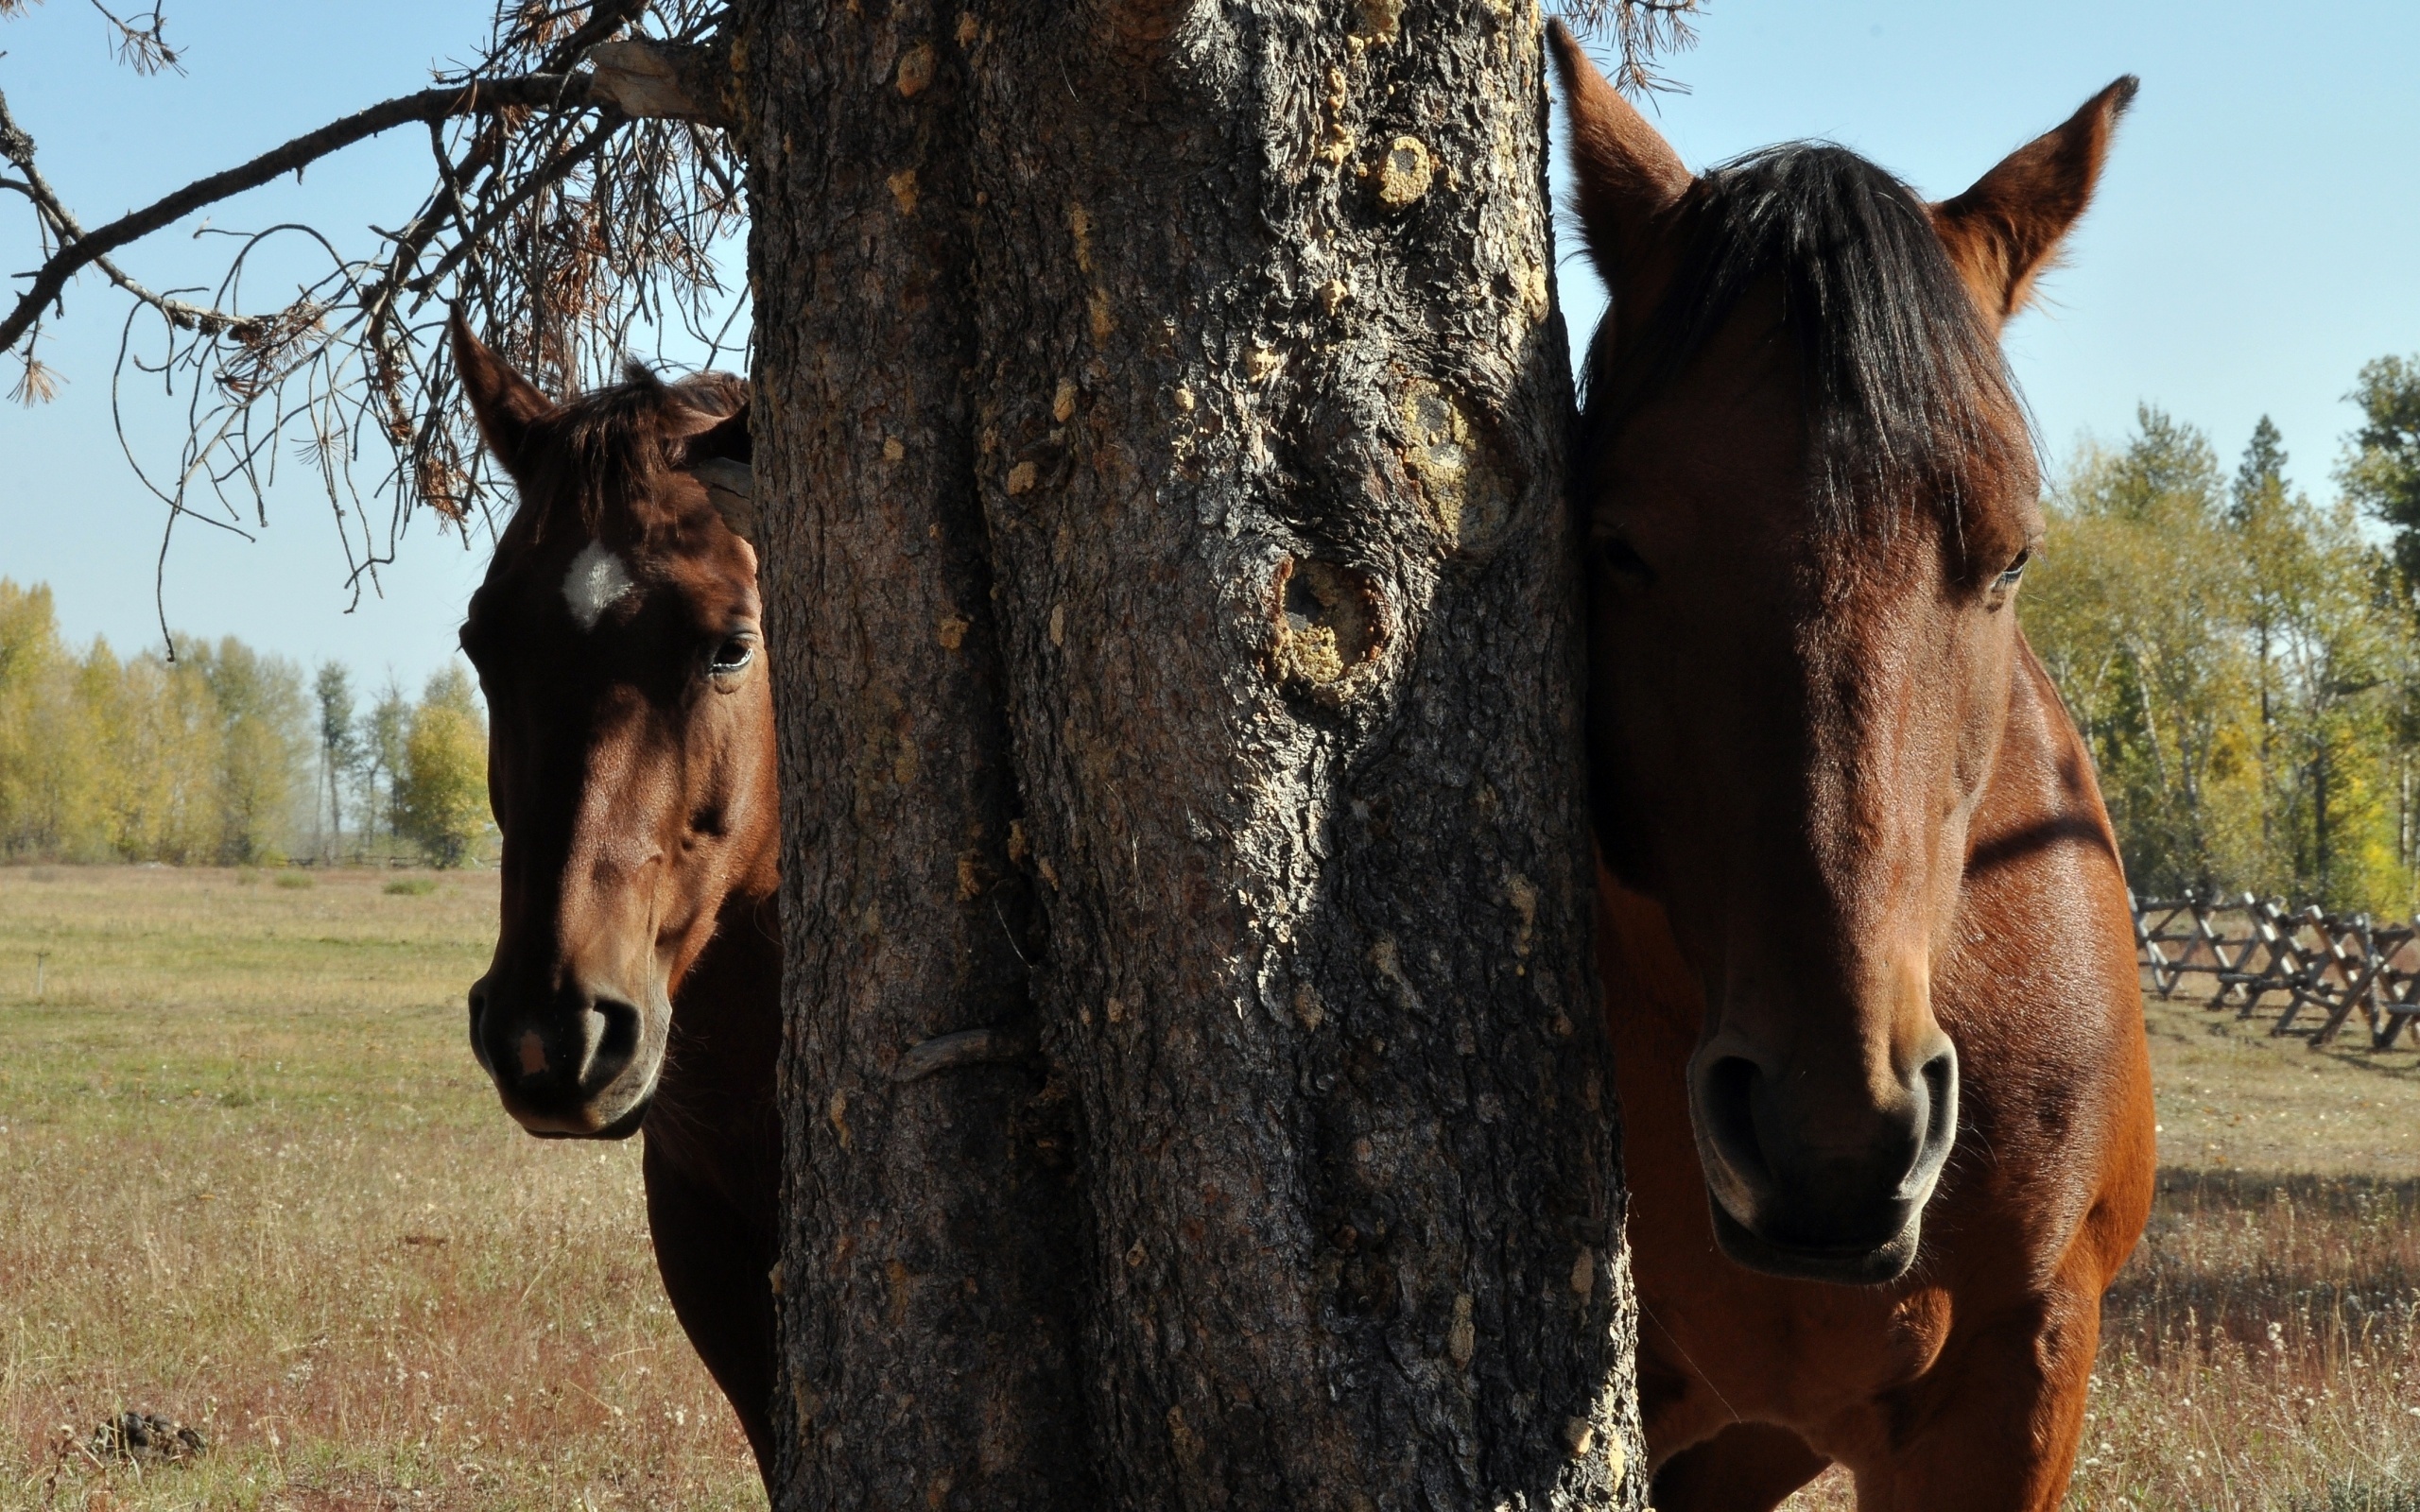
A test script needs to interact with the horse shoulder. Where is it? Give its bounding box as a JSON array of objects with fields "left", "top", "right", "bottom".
[{"left": 1933, "top": 631, "right": 2154, "bottom": 1288}]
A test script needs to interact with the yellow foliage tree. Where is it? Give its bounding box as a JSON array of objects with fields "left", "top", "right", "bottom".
[
  {"left": 396, "top": 665, "right": 490, "bottom": 868},
  {"left": 0, "top": 579, "right": 314, "bottom": 864}
]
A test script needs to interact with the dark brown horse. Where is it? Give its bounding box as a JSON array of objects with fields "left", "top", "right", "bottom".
[
  {"left": 1552, "top": 26, "right": 2156, "bottom": 1510},
  {"left": 447, "top": 316, "right": 781, "bottom": 1481}
]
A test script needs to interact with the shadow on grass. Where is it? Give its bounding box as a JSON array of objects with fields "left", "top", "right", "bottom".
[{"left": 2107, "top": 1166, "right": 2420, "bottom": 1367}]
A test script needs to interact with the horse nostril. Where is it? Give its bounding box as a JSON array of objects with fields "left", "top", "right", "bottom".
[
  {"left": 1698, "top": 1054, "right": 1773, "bottom": 1193},
  {"left": 1910, "top": 1042, "right": 1961, "bottom": 1186},
  {"left": 1921, "top": 1049, "right": 1955, "bottom": 1127},
  {"left": 518, "top": 1030, "right": 549, "bottom": 1078},
  {"left": 587, "top": 998, "right": 643, "bottom": 1084}
]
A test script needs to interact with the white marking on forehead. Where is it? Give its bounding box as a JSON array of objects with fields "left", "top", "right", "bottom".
[{"left": 562, "top": 541, "right": 636, "bottom": 631}]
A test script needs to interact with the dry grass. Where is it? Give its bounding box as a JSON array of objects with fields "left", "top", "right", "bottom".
[
  {"left": 0, "top": 865, "right": 763, "bottom": 1511},
  {"left": 14, "top": 866, "right": 2420, "bottom": 1508},
  {"left": 1781, "top": 991, "right": 2420, "bottom": 1509}
]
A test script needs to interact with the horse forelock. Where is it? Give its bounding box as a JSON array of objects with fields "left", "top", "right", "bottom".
[
  {"left": 1578, "top": 142, "right": 2034, "bottom": 537},
  {"left": 501, "top": 364, "right": 748, "bottom": 554}
]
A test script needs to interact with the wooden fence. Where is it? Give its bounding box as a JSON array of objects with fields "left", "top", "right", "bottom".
[{"left": 2135, "top": 893, "right": 2420, "bottom": 1050}]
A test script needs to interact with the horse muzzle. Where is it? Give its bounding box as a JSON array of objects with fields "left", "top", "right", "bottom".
[
  {"left": 467, "top": 973, "right": 666, "bottom": 1139},
  {"left": 1687, "top": 1034, "right": 1959, "bottom": 1286}
]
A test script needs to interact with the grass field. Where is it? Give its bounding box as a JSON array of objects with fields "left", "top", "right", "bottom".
[
  {"left": 9, "top": 867, "right": 2420, "bottom": 1508},
  {"left": 0, "top": 865, "right": 762, "bottom": 1511}
]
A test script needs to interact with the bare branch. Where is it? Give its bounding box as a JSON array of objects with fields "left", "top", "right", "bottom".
[
  {"left": 0, "top": 92, "right": 248, "bottom": 341},
  {"left": 5, "top": 1, "right": 747, "bottom": 637},
  {"left": 0, "top": 73, "right": 604, "bottom": 353},
  {"left": 86, "top": 0, "right": 182, "bottom": 76}
]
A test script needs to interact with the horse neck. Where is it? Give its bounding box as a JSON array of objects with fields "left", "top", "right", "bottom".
[
  {"left": 648, "top": 865, "right": 783, "bottom": 1185},
  {"left": 1962, "top": 625, "right": 2123, "bottom": 886},
  {"left": 672, "top": 872, "right": 781, "bottom": 1036}
]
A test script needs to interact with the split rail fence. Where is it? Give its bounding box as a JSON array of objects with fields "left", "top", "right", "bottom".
[{"left": 2135, "top": 893, "right": 2420, "bottom": 1049}]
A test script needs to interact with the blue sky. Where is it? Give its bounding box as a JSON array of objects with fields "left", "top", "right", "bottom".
[{"left": 4, "top": 0, "right": 2416, "bottom": 692}]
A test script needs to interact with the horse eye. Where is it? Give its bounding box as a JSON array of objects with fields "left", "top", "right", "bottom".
[
  {"left": 1994, "top": 547, "right": 2032, "bottom": 593},
  {"left": 709, "top": 634, "right": 756, "bottom": 677},
  {"left": 1599, "top": 535, "right": 1657, "bottom": 585}
]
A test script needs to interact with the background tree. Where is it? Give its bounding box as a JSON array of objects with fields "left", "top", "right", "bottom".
[
  {"left": 0, "top": 579, "right": 101, "bottom": 857},
  {"left": 2025, "top": 402, "right": 2420, "bottom": 915},
  {"left": 193, "top": 637, "right": 309, "bottom": 864},
  {"left": 2027, "top": 408, "right": 2257, "bottom": 896},
  {"left": 314, "top": 661, "right": 357, "bottom": 860},
  {"left": 2344, "top": 354, "right": 2420, "bottom": 605},
  {"left": 396, "top": 664, "right": 488, "bottom": 868},
  {"left": 0, "top": 578, "right": 328, "bottom": 863},
  {"left": 2235, "top": 414, "right": 2290, "bottom": 858},
  {"left": 105, "top": 640, "right": 228, "bottom": 862},
  {"left": 363, "top": 679, "right": 413, "bottom": 851},
  {"left": 0, "top": 591, "right": 498, "bottom": 870},
  {"left": 2256, "top": 497, "right": 2401, "bottom": 908}
]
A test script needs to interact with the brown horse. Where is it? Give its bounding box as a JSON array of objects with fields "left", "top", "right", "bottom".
[
  {"left": 1551, "top": 26, "right": 2156, "bottom": 1510},
  {"left": 447, "top": 316, "right": 782, "bottom": 1482}
]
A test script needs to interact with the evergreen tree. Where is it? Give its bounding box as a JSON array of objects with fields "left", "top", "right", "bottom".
[
  {"left": 2344, "top": 355, "right": 2420, "bottom": 605},
  {"left": 2233, "top": 417, "right": 2291, "bottom": 877},
  {"left": 2233, "top": 415, "right": 2288, "bottom": 522}
]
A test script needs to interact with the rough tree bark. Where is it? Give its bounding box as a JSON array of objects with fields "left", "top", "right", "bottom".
[
  {"left": 741, "top": 0, "right": 1091, "bottom": 1500},
  {"left": 740, "top": 0, "right": 1641, "bottom": 1503}
]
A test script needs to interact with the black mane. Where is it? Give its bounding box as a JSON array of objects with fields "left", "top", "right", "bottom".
[{"left": 1578, "top": 143, "right": 2028, "bottom": 527}]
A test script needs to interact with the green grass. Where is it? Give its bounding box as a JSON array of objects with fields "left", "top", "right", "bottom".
[
  {"left": 0, "top": 865, "right": 763, "bottom": 1511},
  {"left": 382, "top": 878, "right": 441, "bottom": 898}
]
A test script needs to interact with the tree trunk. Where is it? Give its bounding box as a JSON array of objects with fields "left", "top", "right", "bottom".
[
  {"left": 742, "top": 0, "right": 1092, "bottom": 1501},
  {"left": 740, "top": 0, "right": 1641, "bottom": 1503}
]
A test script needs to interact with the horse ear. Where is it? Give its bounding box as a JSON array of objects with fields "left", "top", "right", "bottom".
[
  {"left": 688, "top": 456, "right": 756, "bottom": 541},
  {"left": 678, "top": 401, "right": 752, "bottom": 463},
  {"left": 1932, "top": 76, "right": 2138, "bottom": 326},
  {"left": 448, "top": 311, "right": 557, "bottom": 474},
  {"left": 674, "top": 400, "right": 755, "bottom": 540},
  {"left": 1547, "top": 20, "right": 1692, "bottom": 289}
]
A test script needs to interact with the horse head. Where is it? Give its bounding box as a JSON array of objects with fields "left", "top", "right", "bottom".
[
  {"left": 450, "top": 316, "right": 776, "bottom": 1139},
  {"left": 1553, "top": 26, "right": 2133, "bottom": 1283}
]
